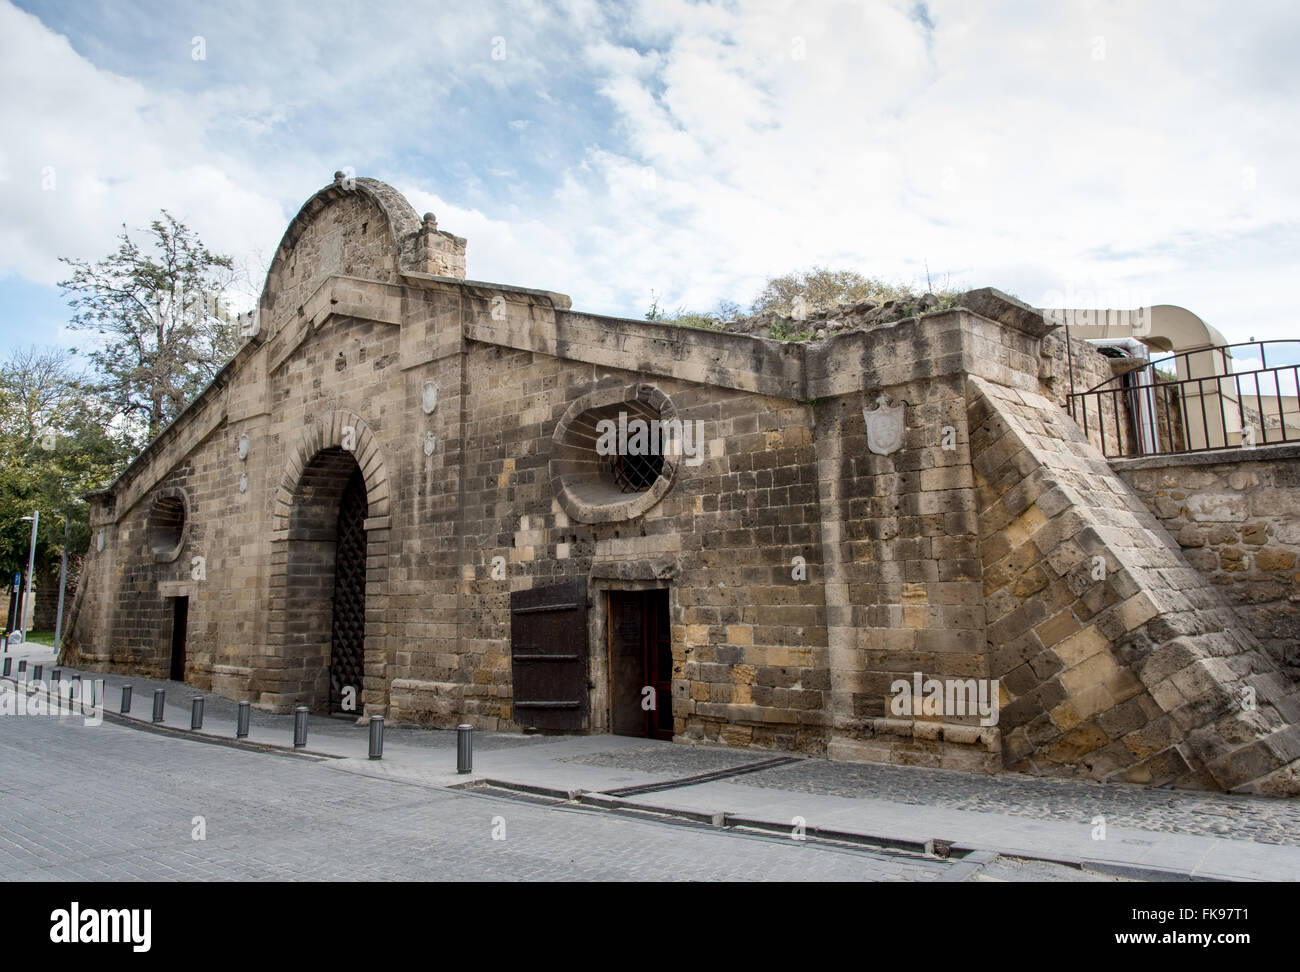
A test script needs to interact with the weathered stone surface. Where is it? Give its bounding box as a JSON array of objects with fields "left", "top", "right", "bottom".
[{"left": 61, "top": 174, "right": 1300, "bottom": 795}]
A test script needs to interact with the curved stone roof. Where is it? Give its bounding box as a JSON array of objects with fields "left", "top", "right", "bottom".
[{"left": 258, "top": 173, "right": 424, "bottom": 307}]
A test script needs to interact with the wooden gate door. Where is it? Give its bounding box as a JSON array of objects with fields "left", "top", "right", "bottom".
[
  {"left": 510, "top": 579, "right": 588, "bottom": 730},
  {"left": 329, "top": 468, "right": 368, "bottom": 712}
]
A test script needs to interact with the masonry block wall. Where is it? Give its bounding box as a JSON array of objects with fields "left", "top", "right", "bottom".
[
  {"left": 62, "top": 174, "right": 1300, "bottom": 794},
  {"left": 1115, "top": 446, "right": 1300, "bottom": 682},
  {"left": 968, "top": 376, "right": 1300, "bottom": 794}
]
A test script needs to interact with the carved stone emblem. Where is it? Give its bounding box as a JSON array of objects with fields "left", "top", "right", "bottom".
[
  {"left": 863, "top": 394, "right": 905, "bottom": 456},
  {"left": 422, "top": 381, "right": 438, "bottom": 414}
]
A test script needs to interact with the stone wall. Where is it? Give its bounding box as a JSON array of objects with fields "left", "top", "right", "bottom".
[
  {"left": 969, "top": 377, "right": 1300, "bottom": 794},
  {"left": 1114, "top": 445, "right": 1300, "bottom": 682},
  {"left": 61, "top": 174, "right": 1300, "bottom": 794}
]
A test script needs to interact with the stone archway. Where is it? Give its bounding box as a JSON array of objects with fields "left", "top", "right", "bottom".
[{"left": 266, "top": 410, "right": 392, "bottom": 715}]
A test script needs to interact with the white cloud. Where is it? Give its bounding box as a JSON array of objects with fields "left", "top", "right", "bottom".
[
  {"left": 1, "top": 0, "right": 1298, "bottom": 351},
  {"left": 0, "top": 4, "right": 286, "bottom": 296}
]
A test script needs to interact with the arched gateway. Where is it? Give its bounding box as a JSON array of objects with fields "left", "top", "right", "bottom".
[
  {"left": 62, "top": 173, "right": 1300, "bottom": 795},
  {"left": 268, "top": 410, "right": 392, "bottom": 715}
]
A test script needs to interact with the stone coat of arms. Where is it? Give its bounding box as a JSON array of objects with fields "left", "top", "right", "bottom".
[{"left": 863, "top": 394, "right": 905, "bottom": 455}]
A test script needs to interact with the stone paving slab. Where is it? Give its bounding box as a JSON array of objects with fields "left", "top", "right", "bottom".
[
  {"left": 10, "top": 659, "right": 1300, "bottom": 881},
  {"left": 731, "top": 758, "right": 1300, "bottom": 848},
  {"left": 588, "top": 782, "right": 1300, "bottom": 882},
  {"left": 0, "top": 714, "right": 955, "bottom": 882}
]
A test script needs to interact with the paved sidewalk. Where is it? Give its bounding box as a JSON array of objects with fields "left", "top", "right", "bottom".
[{"left": 8, "top": 656, "right": 1300, "bottom": 882}]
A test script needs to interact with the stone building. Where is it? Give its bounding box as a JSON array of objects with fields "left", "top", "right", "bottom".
[{"left": 64, "top": 174, "right": 1300, "bottom": 795}]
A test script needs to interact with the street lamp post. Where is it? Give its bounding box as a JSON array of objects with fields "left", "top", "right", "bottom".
[
  {"left": 53, "top": 513, "right": 71, "bottom": 660},
  {"left": 19, "top": 512, "right": 38, "bottom": 645}
]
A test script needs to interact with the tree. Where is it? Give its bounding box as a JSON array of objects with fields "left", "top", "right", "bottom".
[
  {"left": 58, "top": 211, "right": 242, "bottom": 447},
  {"left": 0, "top": 347, "right": 130, "bottom": 589},
  {"left": 750, "top": 267, "right": 921, "bottom": 316},
  {"left": 0, "top": 346, "right": 80, "bottom": 444}
]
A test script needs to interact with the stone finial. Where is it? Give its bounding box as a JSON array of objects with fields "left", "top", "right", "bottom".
[{"left": 418, "top": 210, "right": 466, "bottom": 280}]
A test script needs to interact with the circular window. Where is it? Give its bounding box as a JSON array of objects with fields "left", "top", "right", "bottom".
[
  {"left": 147, "top": 490, "right": 190, "bottom": 562},
  {"left": 606, "top": 447, "right": 664, "bottom": 493},
  {"left": 551, "top": 383, "right": 681, "bottom": 524}
]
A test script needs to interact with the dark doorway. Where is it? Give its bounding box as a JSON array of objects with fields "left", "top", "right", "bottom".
[
  {"left": 608, "top": 589, "right": 673, "bottom": 739},
  {"left": 169, "top": 596, "right": 188, "bottom": 682},
  {"left": 329, "top": 468, "right": 368, "bottom": 713}
]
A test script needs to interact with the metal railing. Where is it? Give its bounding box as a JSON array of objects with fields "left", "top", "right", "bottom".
[{"left": 1068, "top": 341, "right": 1300, "bottom": 459}]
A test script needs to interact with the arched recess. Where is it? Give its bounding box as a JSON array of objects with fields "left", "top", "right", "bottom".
[{"left": 265, "top": 410, "right": 393, "bottom": 715}]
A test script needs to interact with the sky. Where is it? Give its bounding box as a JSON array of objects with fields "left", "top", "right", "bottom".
[{"left": 1, "top": 0, "right": 1298, "bottom": 363}]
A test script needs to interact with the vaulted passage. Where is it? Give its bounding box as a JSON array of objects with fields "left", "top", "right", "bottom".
[
  {"left": 330, "top": 469, "right": 368, "bottom": 712},
  {"left": 283, "top": 446, "right": 370, "bottom": 713}
]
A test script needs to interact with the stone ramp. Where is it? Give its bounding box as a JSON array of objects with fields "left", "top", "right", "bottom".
[{"left": 967, "top": 375, "right": 1300, "bottom": 794}]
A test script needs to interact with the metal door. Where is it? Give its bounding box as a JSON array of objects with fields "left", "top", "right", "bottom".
[
  {"left": 329, "top": 468, "right": 367, "bottom": 712},
  {"left": 510, "top": 579, "right": 588, "bottom": 730}
]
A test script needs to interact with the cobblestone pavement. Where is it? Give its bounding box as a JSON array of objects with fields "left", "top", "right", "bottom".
[
  {"left": 0, "top": 712, "right": 1134, "bottom": 881},
  {"left": 23, "top": 661, "right": 1295, "bottom": 861},
  {"left": 0, "top": 715, "right": 960, "bottom": 881},
  {"left": 729, "top": 757, "right": 1300, "bottom": 847}
]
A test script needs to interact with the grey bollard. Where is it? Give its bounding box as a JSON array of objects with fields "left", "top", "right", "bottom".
[
  {"left": 236, "top": 701, "right": 250, "bottom": 738},
  {"left": 293, "top": 706, "right": 308, "bottom": 747},
  {"left": 32, "top": 664, "right": 42, "bottom": 681},
  {"left": 121, "top": 684, "right": 133, "bottom": 713},
  {"left": 368, "top": 715, "right": 384, "bottom": 759},
  {"left": 151, "top": 689, "right": 165, "bottom": 723},
  {"left": 191, "top": 697, "right": 204, "bottom": 730},
  {"left": 2, "top": 657, "right": 10, "bottom": 677},
  {"left": 457, "top": 723, "right": 473, "bottom": 773}
]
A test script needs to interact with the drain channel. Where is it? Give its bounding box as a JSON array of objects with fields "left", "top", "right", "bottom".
[{"left": 601, "top": 755, "right": 803, "bottom": 797}]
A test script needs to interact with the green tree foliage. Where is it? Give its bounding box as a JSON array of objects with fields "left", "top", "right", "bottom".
[
  {"left": 58, "top": 211, "right": 242, "bottom": 447},
  {"left": 0, "top": 347, "right": 131, "bottom": 581}
]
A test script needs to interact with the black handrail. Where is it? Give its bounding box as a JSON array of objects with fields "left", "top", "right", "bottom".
[{"left": 1067, "top": 341, "right": 1300, "bottom": 458}]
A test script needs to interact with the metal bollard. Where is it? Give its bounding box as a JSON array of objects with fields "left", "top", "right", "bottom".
[
  {"left": 293, "top": 706, "right": 308, "bottom": 748},
  {"left": 191, "top": 697, "right": 204, "bottom": 730},
  {"left": 457, "top": 723, "right": 473, "bottom": 773},
  {"left": 2, "top": 657, "right": 10, "bottom": 677},
  {"left": 121, "top": 684, "right": 133, "bottom": 713},
  {"left": 33, "top": 664, "right": 42, "bottom": 681},
  {"left": 151, "top": 689, "right": 165, "bottom": 723},
  {"left": 368, "top": 715, "right": 384, "bottom": 759},
  {"left": 236, "top": 701, "right": 250, "bottom": 739}
]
